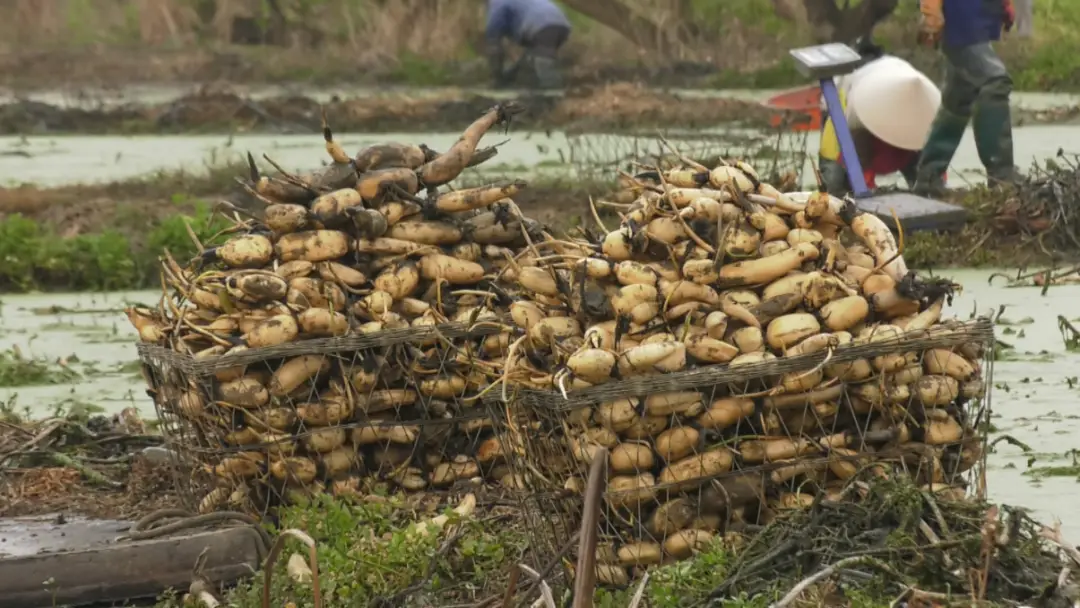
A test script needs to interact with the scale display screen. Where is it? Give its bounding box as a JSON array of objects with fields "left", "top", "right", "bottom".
[{"left": 789, "top": 43, "right": 863, "bottom": 78}]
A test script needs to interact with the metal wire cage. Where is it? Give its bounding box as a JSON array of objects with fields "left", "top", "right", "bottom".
[
  {"left": 560, "top": 126, "right": 811, "bottom": 188},
  {"left": 136, "top": 321, "right": 519, "bottom": 517},
  {"left": 495, "top": 318, "right": 996, "bottom": 586}
]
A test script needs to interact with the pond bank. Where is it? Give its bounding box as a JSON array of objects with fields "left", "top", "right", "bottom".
[
  {"left": 0, "top": 161, "right": 1075, "bottom": 292},
  {"left": 2, "top": 85, "right": 1078, "bottom": 136},
  {"left": 1, "top": 395, "right": 1077, "bottom": 607},
  {"left": 0, "top": 165, "right": 609, "bottom": 291}
]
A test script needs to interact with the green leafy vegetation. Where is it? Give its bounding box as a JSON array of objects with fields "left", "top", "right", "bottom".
[
  {"left": 144, "top": 477, "right": 1070, "bottom": 608},
  {"left": 0, "top": 347, "right": 82, "bottom": 388},
  {"left": 0, "top": 202, "right": 230, "bottom": 292},
  {"left": 154, "top": 493, "right": 528, "bottom": 607}
]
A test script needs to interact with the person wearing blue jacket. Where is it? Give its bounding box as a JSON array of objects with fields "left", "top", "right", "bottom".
[
  {"left": 486, "top": 0, "right": 572, "bottom": 89},
  {"left": 913, "top": 0, "right": 1020, "bottom": 195}
]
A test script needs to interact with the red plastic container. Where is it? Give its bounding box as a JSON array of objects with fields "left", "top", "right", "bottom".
[{"left": 761, "top": 85, "right": 823, "bottom": 132}]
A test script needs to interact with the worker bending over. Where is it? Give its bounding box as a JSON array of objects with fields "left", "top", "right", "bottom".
[
  {"left": 486, "top": 0, "right": 572, "bottom": 90},
  {"left": 914, "top": 0, "right": 1020, "bottom": 194},
  {"left": 818, "top": 49, "right": 942, "bottom": 196}
]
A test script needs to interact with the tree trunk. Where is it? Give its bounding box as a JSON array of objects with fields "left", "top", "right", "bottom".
[
  {"left": 560, "top": 0, "right": 674, "bottom": 54},
  {"left": 800, "top": 0, "right": 900, "bottom": 43},
  {"left": 771, "top": 0, "right": 809, "bottom": 24}
]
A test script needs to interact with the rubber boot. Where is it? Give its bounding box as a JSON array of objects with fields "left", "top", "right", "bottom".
[
  {"left": 532, "top": 55, "right": 563, "bottom": 90},
  {"left": 973, "top": 100, "right": 1021, "bottom": 187},
  {"left": 913, "top": 108, "right": 970, "bottom": 197}
]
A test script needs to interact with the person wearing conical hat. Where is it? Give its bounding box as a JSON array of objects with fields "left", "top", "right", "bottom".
[
  {"left": 913, "top": 0, "right": 1021, "bottom": 195},
  {"left": 818, "top": 42, "right": 944, "bottom": 196}
]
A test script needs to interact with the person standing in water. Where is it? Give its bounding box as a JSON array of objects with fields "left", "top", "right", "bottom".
[
  {"left": 485, "top": 0, "right": 572, "bottom": 90},
  {"left": 913, "top": 0, "right": 1020, "bottom": 195}
]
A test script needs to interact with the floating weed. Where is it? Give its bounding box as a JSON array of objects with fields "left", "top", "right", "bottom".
[
  {"left": 80, "top": 334, "right": 131, "bottom": 344},
  {"left": 0, "top": 394, "right": 30, "bottom": 423},
  {"left": 1025, "top": 464, "right": 1080, "bottom": 480},
  {"left": 1, "top": 394, "right": 104, "bottom": 423},
  {"left": 27, "top": 305, "right": 125, "bottom": 316},
  {"left": 1013, "top": 411, "right": 1080, "bottom": 423},
  {"left": 0, "top": 347, "right": 82, "bottom": 387},
  {"left": 995, "top": 348, "right": 1056, "bottom": 363},
  {"left": 38, "top": 320, "right": 87, "bottom": 331},
  {"left": 1016, "top": 448, "right": 1080, "bottom": 479},
  {"left": 999, "top": 326, "right": 1029, "bottom": 339},
  {"left": 1058, "top": 315, "right": 1080, "bottom": 351},
  {"left": 996, "top": 316, "right": 1035, "bottom": 326},
  {"left": 113, "top": 360, "right": 143, "bottom": 376},
  {"left": 45, "top": 397, "right": 106, "bottom": 420},
  {"left": 79, "top": 359, "right": 131, "bottom": 377}
]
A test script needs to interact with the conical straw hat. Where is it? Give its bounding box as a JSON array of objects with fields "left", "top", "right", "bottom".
[{"left": 845, "top": 57, "right": 942, "bottom": 151}]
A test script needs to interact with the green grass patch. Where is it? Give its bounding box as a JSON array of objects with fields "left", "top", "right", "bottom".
[
  {"left": 0, "top": 202, "right": 231, "bottom": 292},
  {"left": 144, "top": 477, "right": 1065, "bottom": 608},
  {"left": 154, "top": 493, "right": 528, "bottom": 607}
]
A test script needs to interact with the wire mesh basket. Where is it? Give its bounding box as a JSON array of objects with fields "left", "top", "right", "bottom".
[
  {"left": 490, "top": 318, "right": 995, "bottom": 586},
  {"left": 137, "top": 320, "right": 519, "bottom": 516},
  {"left": 561, "top": 127, "right": 810, "bottom": 188}
]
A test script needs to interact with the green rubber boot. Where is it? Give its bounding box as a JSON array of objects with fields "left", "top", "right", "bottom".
[
  {"left": 973, "top": 100, "right": 1020, "bottom": 187},
  {"left": 913, "top": 108, "right": 971, "bottom": 197},
  {"left": 531, "top": 55, "right": 563, "bottom": 90},
  {"left": 818, "top": 156, "right": 850, "bottom": 197}
]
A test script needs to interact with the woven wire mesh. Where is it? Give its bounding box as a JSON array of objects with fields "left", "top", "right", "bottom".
[
  {"left": 498, "top": 318, "right": 995, "bottom": 585},
  {"left": 139, "top": 325, "right": 516, "bottom": 517},
  {"left": 561, "top": 126, "right": 810, "bottom": 187}
]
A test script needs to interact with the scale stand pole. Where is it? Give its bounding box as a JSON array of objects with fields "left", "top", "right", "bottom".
[{"left": 818, "top": 78, "right": 871, "bottom": 198}]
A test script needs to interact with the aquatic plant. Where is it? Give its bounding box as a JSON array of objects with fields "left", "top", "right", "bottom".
[{"left": 0, "top": 346, "right": 81, "bottom": 388}]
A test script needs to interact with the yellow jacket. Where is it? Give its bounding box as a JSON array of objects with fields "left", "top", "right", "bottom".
[{"left": 818, "top": 88, "right": 847, "bottom": 162}]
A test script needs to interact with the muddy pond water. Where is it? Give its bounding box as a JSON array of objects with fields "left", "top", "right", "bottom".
[
  {"left": 1, "top": 124, "right": 1073, "bottom": 191},
  {"left": 2, "top": 84, "right": 1078, "bottom": 113},
  {"left": 0, "top": 270, "right": 1077, "bottom": 535}
]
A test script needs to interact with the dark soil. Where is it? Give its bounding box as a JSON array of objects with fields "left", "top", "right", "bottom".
[
  {"left": 3, "top": 81, "right": 1076, "bottom": 136},
  {"left": 0, "top": 458, "right": 179, "bottom": 520},
  {"left": 0, "top": 83, "right": 781, "bottom": 135},
  {"left": 0, "top": 166, "right": 599, "bottom": 239}
]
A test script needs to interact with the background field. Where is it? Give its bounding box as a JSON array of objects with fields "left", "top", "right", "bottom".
[{"left": 3, "top": 0, "right": 1079, "bottom": 90}]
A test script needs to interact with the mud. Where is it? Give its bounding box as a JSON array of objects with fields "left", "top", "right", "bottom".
[
  {"left": 4, "top": 83, "right": 1077, "bottom": 137},
  {"left": 0, "top": 83, "right": 781, "bottom": 135},
  {"left": 0, "top": 170, "right": 595, "bottom": 243},
  {"left": 0, "top": 458, "right": 178, "bottom": 520}
]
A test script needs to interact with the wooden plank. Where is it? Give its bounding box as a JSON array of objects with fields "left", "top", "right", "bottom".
[{"left": 1, "top": 526, "right": 264, "bottom": 608}]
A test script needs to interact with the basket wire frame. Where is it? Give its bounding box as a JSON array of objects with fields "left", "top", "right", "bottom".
[
  {"left": 493, "top": 318, "right": 996, "bottom": 586},
  {"left": 139, "top": 322, "right": 518, "bottom": 516}
]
